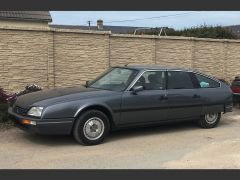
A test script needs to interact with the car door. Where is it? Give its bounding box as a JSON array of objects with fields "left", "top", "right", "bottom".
[
  {"left": 193, "top": 72, "right": 225, "bottom": 114},
  {"left": 166, "top": 70, "right": 203, "bottom": 120},
  {"left": 120, "top": 70, "right": 168, "bottom": 125}
]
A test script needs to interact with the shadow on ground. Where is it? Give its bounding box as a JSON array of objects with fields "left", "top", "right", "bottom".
[{"left": 22, "top": 133, "right": 77, "bottom": 146}]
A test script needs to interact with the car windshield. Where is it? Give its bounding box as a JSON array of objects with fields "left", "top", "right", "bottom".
[{"left": 89, "top": 67, "right": 139, "bottom": 91}]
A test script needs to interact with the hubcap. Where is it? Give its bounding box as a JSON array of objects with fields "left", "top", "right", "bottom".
[
  {"left": 205, "top": 113, "right": 218, "bottom": 124},
  {"left": 83, "top": 117, "right": 105, "bottom": 140}
]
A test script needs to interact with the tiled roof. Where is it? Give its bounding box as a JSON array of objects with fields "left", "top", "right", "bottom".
[{"left": 0, "top": 11, "right": 52, "bottom": 22}]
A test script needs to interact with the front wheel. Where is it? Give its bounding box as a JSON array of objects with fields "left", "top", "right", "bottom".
[
  {"left": 198, "top": 112, "right": 221, "bottom": 128},
  {"left": 73, "top": 110, "right": 110, "bottom": 145}
]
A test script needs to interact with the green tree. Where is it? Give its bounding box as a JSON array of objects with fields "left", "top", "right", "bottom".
[{"left": 129, "top": 25, "right": 237, "bottom": 39}]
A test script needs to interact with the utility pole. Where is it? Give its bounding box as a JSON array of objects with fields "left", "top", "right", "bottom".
[{"left": 87, "top": 21, "right": 91, "bottom": 30}]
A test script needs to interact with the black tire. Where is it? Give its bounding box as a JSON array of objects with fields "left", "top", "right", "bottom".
[
  {"left": 73, "top": 110, "right": 110, "bottom": 145},
  {"left": 198, "top": 112, "right": 221, "bottom": 129}
]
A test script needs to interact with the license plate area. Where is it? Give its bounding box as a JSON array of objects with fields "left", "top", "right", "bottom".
[{"left": 15, "top": 116, "right": 22, "bottom": 121}]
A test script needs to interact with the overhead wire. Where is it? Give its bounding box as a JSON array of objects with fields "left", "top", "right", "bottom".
[{"left": 104, "top": 12, "right": 200, "bottom": 24}]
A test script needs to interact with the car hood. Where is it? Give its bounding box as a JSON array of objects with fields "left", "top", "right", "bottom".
[{"left": 14, "top": 86, "right": 117, "bottom": 109}]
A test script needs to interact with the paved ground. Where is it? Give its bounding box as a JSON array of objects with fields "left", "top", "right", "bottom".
[{"left": 0, "top": 109, "right": 240, "bottom": 169}]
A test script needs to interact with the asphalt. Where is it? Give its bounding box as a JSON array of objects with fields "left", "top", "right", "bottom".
[{"left": 0, "top": 108, "right": 239, "bottom": 169}]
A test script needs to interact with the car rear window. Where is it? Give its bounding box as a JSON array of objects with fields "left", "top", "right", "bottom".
[{"left": 195, "top": 73, "right": 220, "bottom": 88}]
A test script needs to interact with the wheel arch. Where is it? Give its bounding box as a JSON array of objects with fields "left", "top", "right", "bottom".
[{"left": 72, "top": 104, "right": 115, "bottom": 132}]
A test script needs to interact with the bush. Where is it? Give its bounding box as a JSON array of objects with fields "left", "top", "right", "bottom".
[
  {"left": 0, "top": 103, "right": 8, "bottom": 122},
  {"left": 129, "top": 25, "right": 238, "bottom": 39},
  {"left": 172, "top": 25, "right": 237, "bottom": 39},
  {"left": 0, "top": 84, "right": 43, "bottom": 123}
]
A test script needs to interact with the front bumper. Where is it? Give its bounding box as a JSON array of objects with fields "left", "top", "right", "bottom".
[{"left": 8, "top": 107, "right": 74, "bottom": 135}]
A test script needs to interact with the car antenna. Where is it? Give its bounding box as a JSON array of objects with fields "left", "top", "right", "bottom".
[{"left": 124, "top": 63, "right": 130, "bottom": 67}]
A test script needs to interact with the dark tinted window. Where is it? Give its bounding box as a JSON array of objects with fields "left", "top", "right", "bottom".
[
  {"left": 232, "top": 81, "right": 240, "bottom": 87},
  {"left": 167, "top": 71, "right": 194, "bottom": 89},
  {"left": 232, "top": 76, "right": 240, "bottom": 86},
  {"left": 134, "top": 71, "right": 165, "bottom": 90},
  {"left": 195, "top": 74, "right": 220, "bottom": 88}
]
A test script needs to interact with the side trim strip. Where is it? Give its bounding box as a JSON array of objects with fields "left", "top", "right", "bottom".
[
  {"left": 113, "top": 104, "right": 224, "bottom": 113},
  {"left": 113, "top": 104, "right": 203, "bottom": 113},
  {"left": 38, "top": 121, "right": 73, "bottom": 125}
]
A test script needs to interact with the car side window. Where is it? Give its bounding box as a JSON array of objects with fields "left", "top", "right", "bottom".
[
  {"left": 167, "top": 71, "right": 194, "bottom": 89},
  {"left": 134, "top": 71, "right": 166, "bottom": 90},
  {"left": 195, "top": 73, "right": 220, "bottom": 88}
]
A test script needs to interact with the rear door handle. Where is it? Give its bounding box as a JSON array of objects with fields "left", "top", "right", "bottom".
[
  {"left": 193, "top": 94, "right": 201, "bottom": 98},
  {"left": 159, "top": 95, "right": 168, "bottom": 101}
]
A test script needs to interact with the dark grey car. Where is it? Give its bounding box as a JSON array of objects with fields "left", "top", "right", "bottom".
[{"left": 8, "top": 65, "right": 233, "bottom": 145}]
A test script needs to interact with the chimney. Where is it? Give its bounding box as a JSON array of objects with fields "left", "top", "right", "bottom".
[{"left": 97, "top": 19, "right": 103, "bottom": 30}]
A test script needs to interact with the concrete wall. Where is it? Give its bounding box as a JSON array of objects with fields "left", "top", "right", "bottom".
[
  {"left": 110, "top": 34, "right": 155, "bottom": 67},
  {"left": 0, "top": 20, "right": 49, "bottom": 29},
  {"left": 0, "top": 27, "right": 50, "bottom": 91},
  {"left": 53, "top": 31, "right": 109, "bottom": 87},
  {"left": 0, "top": 26, "right": 239, "bottom": 91}
]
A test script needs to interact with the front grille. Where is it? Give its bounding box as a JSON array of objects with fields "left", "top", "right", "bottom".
[{"left": 13, "top": 106, "right": 28, "bottom": 116}]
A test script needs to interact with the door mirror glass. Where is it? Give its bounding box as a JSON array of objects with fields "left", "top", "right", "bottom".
[{"left": 132, "top": 86, "right": 144, "bottom": 94}]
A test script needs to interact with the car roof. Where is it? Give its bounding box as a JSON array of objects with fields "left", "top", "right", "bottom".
[{"left": 114, "top": 64, "right": 193, "bottom": 72}]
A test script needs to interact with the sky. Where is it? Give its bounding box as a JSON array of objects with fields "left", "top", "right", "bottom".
[{"left": 50, "top": 11, "right": 240, "bottom": 30}]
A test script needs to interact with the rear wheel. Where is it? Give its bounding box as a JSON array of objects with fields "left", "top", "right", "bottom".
[
  {"left": 73, "top": 110, "right": 110, "bottom": 145},
  {"left": 198, "top": 112, "right": 221, "bottom": 128}
]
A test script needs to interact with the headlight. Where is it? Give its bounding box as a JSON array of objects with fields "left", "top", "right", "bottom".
[{"left": 27, "top": 107, "right": 44, "bottom": 117}]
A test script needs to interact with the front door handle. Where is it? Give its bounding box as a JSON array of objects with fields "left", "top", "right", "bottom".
[
  {"left": 159, "top": 95, "right": 168, "bottom": 101},
  {"left": 193, "top": 94, "right": 201, "bottom": 98}
]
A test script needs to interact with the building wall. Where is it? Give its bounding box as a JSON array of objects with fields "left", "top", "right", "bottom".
[
  {"left": 192, "top": 41, "right": 225, "bottom": 79},
  {"left": 0, "top": 27, "right": 50, "bottom": 91},
  {"left": 0, "top": 26, "right": 239, "bottom": 91},
  {"left": 226, "top": 42, "right": 240, "bottom": 82},
  {"left": 110, "top": 35, "right": 155, "bottom": 67},
  {"left": 0, "top": 20, "right": 49, "bottom": 29},
  {"left": 53, "top": 32, "right": 109, "bottom": 87},
  {"left": 155, "top": 38, "right": 193, "bottom": 68}
]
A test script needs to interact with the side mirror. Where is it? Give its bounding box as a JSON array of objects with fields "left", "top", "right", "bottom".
[
  {"left": 85, "top": 80, "right": 91, "bottom": 87},
  {"left": 131, "top": 86, "right": 144, "bottom": 95}
]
